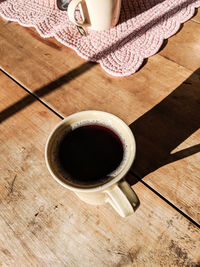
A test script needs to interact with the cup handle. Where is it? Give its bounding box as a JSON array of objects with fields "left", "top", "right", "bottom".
[
  {"left": 68, "top": 0, "right": 87, "bottom": 27},
  {"left": 105, "top": 180, "right": 139, "bottom": 217}
]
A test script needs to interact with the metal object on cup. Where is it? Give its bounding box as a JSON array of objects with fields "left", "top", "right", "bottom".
[
  {"left": 56, "top": 0, "right": 70, "bottom": 11},
  {"left": 56, "top": 0, "right": 87, "bottom": 36}
]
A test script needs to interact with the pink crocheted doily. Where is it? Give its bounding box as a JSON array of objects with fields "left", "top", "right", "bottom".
[{"left": 0, "top": 0, "right": 200, "bottom": 76}]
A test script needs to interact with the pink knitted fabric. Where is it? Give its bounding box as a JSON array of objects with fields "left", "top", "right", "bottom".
[{"left": 0, "top": 0, "right": 200, "bottom": 76}]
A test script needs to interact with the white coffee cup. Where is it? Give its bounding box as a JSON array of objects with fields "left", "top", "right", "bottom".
[
  {"left": 67, "top": 0, "right": 121, "bottom": 31},
  {"left": 45, "top": 110, "right": 138, "bottom": 217}
]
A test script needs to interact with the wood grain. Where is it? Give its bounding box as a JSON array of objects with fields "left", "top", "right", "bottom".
[
  {"left": 0, "top": 71, "right": 200, "bottom": 266},
  {"left": 160, "top": 21, "right": 200, "bottom": 71},
  {"left": 0, "top": 18, "right": 200, "bottom": 224}
]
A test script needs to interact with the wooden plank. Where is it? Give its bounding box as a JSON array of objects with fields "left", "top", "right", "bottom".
[
  {"left": 159, "top": 20, "right": 200, "bottom": 71},
  {"left": 0, "top": 71, "right": 200, "bottom": 266},
  {"left": 192, "top": 8, "right": 200, "bottom": 23},
  {"left": 0, "top": 18, "right": 200, "bottom": 224}
]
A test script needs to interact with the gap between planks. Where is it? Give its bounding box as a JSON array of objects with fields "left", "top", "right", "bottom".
[
  {"left": 130, "top": 171, "right": 200, "bottom": 229},
  {"left": 0, "top": 68, "right": 63, "bottom": 120}
]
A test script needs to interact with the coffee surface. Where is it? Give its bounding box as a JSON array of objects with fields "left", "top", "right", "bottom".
[{"left": 58, "top": 124, "right": 124, "bottom": 186}]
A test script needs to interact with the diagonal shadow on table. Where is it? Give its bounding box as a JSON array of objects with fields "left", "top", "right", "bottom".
[
  {"left": 127, "top": 68, "right": 200, "bottom": 185},
  {"left": 119, "top": 0, "right": 165, "bottom": 24},
  {"left": 91, "top": 0, "right": 197, "bottom": 61},
  {"left": 0, "top": 62, "right": 95, "bottom": 122}
]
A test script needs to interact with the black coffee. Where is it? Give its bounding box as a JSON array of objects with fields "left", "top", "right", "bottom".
[{"left": 57, "top": 124, "right": 124, "bottom": 187}]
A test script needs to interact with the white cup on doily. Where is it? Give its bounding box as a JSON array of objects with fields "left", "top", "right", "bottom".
[{"left": 67, "top": 0, "right": 121, "bottom": 31}]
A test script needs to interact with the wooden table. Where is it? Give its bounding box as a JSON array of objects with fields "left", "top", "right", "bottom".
[{"left": 0, "top": 9, "right": 200, "bottom": 266}]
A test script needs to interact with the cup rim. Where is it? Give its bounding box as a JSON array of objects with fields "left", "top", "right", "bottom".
[{"left": 45, "top": 110, "right": 136, "bottom": 192}]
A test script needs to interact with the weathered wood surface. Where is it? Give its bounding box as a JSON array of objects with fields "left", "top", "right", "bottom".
[
  {"left": 160, "top": 21, "right": 200, "bottom": 71},
  {"left": 0, "top": 17, "right": 199, "bottom": 223},
  {"left": 1, "top": 71, "right": 200, "bottom": 266}
]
